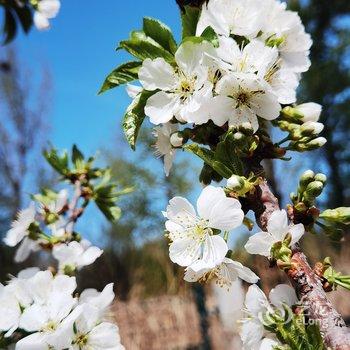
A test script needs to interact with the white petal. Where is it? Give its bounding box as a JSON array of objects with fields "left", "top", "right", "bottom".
[
  {"left": 269, "top": 284, "right": 297, "bottom": 308},
  {"left": 138, "top": 58, "right": 176, "bottom": 91},
  {"left": 126, "top": 84, "right": 142, "bottom": 98},
  {"left": 226, "top": 259, "right": 259, "bottom": 283},
  {"left": 245, "top": 285, "right": 268, "bottom": 316},
  {"left": 33, "top": 11, "right": 50, "bottom": 30},
  {"left": 169, "top": 237, "right": 201, "bottom": 267},
  {"left": 38, "top": 0, "right": 60, "bottom": 18},
  {"left": 240, "top": 319, "right": 264, "bottom": 349},
  {"left": 196, "top": 186, "right": 226, "bottom": 221},
  {"left": 0, "top": 294, "right": 20, "bottom": 332},
  {"left": 14, "top": 238, "right": 38, "bottom": 263},
  {"left": 3, "top": 226, "right": 26, "bottom": 247},
  {"left": 163, "top": 151, "right": 175, "bottom": 177},
  {"left": 145, "top": 92, "right": 180, "bottom": 125},
  {"left": 289, "top": 224, "right": 305, "bottom": 245},
  {"left": 166, "top": 196, "right": 196, "bottom": 227},
  {"left": 47, "top": 292, "right": 76, "bottom": 323},
  {"left": 267, "top": 210, "right": 289, "bottom": 241},
  {"left": 259, "top": 338, "right": 280, "bottom": 350},
  {"left": 202, "top": 235, "right": 228, "bottom": 265},
  {"left": 20, "top": 304, "right": 48, "bottom": 332},
  {"left": 208, "top": 197, "right": 244, "bottom": 231},
  {"left": 16, "top": 332, "right": 48, "bottom": 350},
  {"left": 250, "top": 90, "right": 281, "bottom": 121},
  {"left": 88, "top": 322, "right": 122, "bottom": 348},
  {"left": 52, "top": 275, "right": 77, "bottom": 295},
  {"left": 244, "top": 231, "right": 275, "bottom": 257},
  {"left": 80, "top": 246, "right": 103, "bottom": 267}
]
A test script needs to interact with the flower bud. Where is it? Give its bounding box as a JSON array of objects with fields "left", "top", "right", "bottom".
[
  {"left": 227, "top": 175, "right": 245, "bottom": 190},
  {"left": 299, "top": 170, "right": 315, "bottom": 189},
  {"left": 170, "top": 132, "right": 184, "bottom": 148},
  {"left": 233, "top": 131, "right": 244, "bottom": 141},
  {"left": 295, "top": 103, "right": 322, "bottom": 122},
  {"left": 300, "top": 121, "right": 324, "bottom": 136},
  {"left": 320, "top": 207, "right": 350, "bottom": 225},
  {"left": 314, "top": 173, "right": 327, "bottom": 185},
  {"left": 306, "top": 137, "right": 327, "bottom": 149},
  {"left": 304, "top": 180, "right": 324, "bottom": 198}
]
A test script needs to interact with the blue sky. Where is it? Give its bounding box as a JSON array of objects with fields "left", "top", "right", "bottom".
[{"left": 15, "top": 0, "right": 182, "bottom": 155}]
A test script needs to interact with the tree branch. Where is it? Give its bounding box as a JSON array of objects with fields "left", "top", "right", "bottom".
[{"left": 255, "top": 180, "right": 350, "bottom": 350}]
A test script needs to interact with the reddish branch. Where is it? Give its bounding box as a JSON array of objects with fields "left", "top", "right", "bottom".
[{"left": 255, "top": 180, "right": 350, "bottom": 350}]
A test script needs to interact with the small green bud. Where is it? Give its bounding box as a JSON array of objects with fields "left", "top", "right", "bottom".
[
  {"left": 304, "top": 180, "right": 324, "bottom": 198},
  {"left": 314, "top": 173, "right": 327, "bottom": 185},
  {"left": 290, "top": 192, "right": 298, "bottom": 203},
  {"left": 45, "top": 212, "right": 59, "bottom": 225},
  {"left": 299, "top": 170, "right": 315, "bottom": 191},
  {"left": 320, "top": 207, "right": 350, "bottom": 225}
]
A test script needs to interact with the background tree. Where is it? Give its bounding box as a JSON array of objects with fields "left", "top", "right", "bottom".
[{"left": 0, "top": 48, "right": 51, "bottom": 278}]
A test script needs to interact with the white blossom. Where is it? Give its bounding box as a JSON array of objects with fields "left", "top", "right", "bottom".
[
  {"left": 165, "top": 185, "right": 244, "bottom": 267},
  {"left": 71, "top": 284, "right": 124, "bottom": 350},
  {"left": 34, "top": 0, "right": 61, "bottom": 31},
  {"left": 3, "top": 203, "right": 40, "bottom": 263},
  {"left": 261, "top": 0, "right": 312, "bottom": 73},
  {"left": 53, "top": 240, "right": 103, "bottom": 273},
  {"left": 214, "top": 73, "right": 281, "bottom": 131},
  {"left": 184, "top": 257, "right": 259, "bottom": 286},
  {"left": 197, "top": 0, "right": 264, "bottom": 38},
  {"left": 139, "top": 41, "right": 215, "bottom": 125},
  {"left": 153, "top": 123, "right": 178, "bottom": 176},
  {"left": 241, "top": 284, "right": 297, "bottom": 349},
  {"left": 245, "top": 209, "right": 304, "bottom": 257}
]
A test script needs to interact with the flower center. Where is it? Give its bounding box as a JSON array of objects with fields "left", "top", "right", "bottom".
[
  {"left": 42, "top": 320, "right": 57, "bottom": 332},
  {"left": 74, "top": 333, "right": 89, "bottom": 347}
]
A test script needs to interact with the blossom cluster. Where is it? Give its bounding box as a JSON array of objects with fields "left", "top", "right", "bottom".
[
  {"left": 0, "top": 269, "right": 123, "bottom": 350},
  {"left": 4, "top": 189, "right": 102, "bottom": 272},
  {"left": 123, "top": 0, "right": 325, "bottom": 176},
  {"left": 1, "top": 146, "right": 126, "bottom": 349}
]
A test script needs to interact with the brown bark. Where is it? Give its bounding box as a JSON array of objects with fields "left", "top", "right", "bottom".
[{"left": 255, "top": 181, "right": 350, "bottom": 349}]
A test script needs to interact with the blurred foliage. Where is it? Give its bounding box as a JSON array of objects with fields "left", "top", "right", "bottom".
[
  {"left": 78, "top": 128, "right": 195, "bottom": 299},
  {"left": 0, "top": 0, "right": 33, "bottom": 44},
  {"left": 0, "top": 49, "right": 52, "bottom": 280}
]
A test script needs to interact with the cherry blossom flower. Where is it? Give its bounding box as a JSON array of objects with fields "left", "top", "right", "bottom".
[
  {"left": 53, "top": 240, "right": 103, "bottom": 273},
  {"left": 241, "top": 284, "right": 298, "bottom": 349},
  {"left": 184, "top": 257, "right": 259, "bottom": 286},
  {"left": 197, "top": 0, "right": 264, "bottom": 38},
  {"left": 214, "top": 73, "right": 281, "bottom": 131},
  {"left": 3, "top": 203, "right": 40, "bottom": 263},
  {"left": 165, "top": 186, "right": 244, "bottom": 267},
  {"left": 245, "top": 209, "right": 304, "bottom": 257},
  {"left": 139, "top": 41, "right": 215, "bottom": 125}
]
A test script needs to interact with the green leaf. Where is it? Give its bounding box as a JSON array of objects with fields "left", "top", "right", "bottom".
[
  {"left": 43, "top": 148, "right": 69, "bottom": 175},
  {"left": 200, "top": 26, "right": 219, "bottom": 47},
  {"left": 123, "top": 89, "right": 156, "bottom": 150},
  {"left": 143, "top": 17, "right": 177, "bottom": 54},
  {"left": 118, "top": 31, "right": 175, "bottom": 63},
  {"left": 215, "top": 139, "right": 244, "bottom": 175},
  {"left": 99, "top": 61, "right": 141, "bottom": 94},
  {"left": 72, "top": 145, "right": 85, "bottom": 170},
  {"left": 181, "top": 5, "right": 200, "bottom": 39},
  {"left": 3, "top": 9, "right": 17, "bottom": 45},
  {"left": 13, "top": 4, "right": 33, "bottom": 33},
  {"left": 184, "top": 144, "right": 232, "bottom": 178}
]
